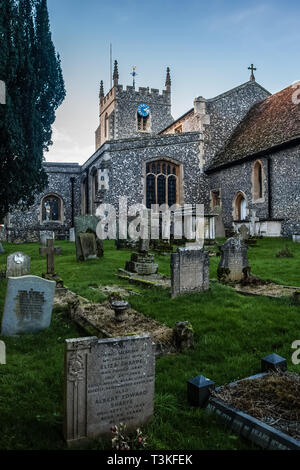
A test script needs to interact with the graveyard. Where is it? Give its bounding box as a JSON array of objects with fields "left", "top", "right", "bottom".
[{"left": 0, "top": 237, "right": 299, "bottom": 450}]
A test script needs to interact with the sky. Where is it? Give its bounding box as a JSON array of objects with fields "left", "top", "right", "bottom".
[{"left": 46, "top": 0, "right": 300, "bottom": 164}]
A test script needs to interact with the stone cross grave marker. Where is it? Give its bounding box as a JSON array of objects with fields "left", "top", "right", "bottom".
[
  {"left": 1, "top": 275, "right": 56, "bottom": 336},
  {"left": 64, "top": 334, "right": 155, "bottom": 447},
  {"left": 39, "top": 239, "right": 61, "bottom": 275},
  {"left": 0, "top": 341, "right": 5, "bottom": 364},
  {"left": 171, "top": 247, "right": 209, "bottom": 298},
  {"left": 249, "top": 209, "right": 259, "bottom": 237},
  {"left": 218, "top": 237, "right": 249, "bottom": 283},
  {"left": 238, "top": 224, "right": 250, "bottom": 241},
  {"left": 6, "top": 252, "right": 31, "bottom": 278}
]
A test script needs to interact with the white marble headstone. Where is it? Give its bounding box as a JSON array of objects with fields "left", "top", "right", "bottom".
[
  {"left": 6, "top": 252, "right": 31, "bottom": 277},
  {"left": 0, "top": 341, "right": 6, "bottom": 364}
]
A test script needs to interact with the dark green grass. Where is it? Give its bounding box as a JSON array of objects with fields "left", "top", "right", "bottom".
[{"left": 0, "top": 238, "right": 299, "bottom": 450}]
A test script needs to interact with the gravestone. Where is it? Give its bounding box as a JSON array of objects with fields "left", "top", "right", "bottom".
[
  {"left": 1, "top": 275, "right": 56, "bottom": 336},
  {"left": 238, "top": 224, "right": 250, "bottom": 241},
  {"left": 292, "top": 234, "right": 300, "bottom": 243},
  {"left": 69, "top": 228, "right": 75, "bottom": 242},
  {"left": 39, "top": 239, "right": 63, "bottom": 285},
  {"left": 0, "top": 341, "right": 5, "bottom": 364},
  {"left": 64, "top": 334, "right": 155, "bottom": 447},
  {"left": 249, "top": 210, "right": 259, "bottom": 237},
  {"left": 218, "top": 237, "right": 249, "bottom": 283},
  {"left": 6, "top": 252, "right": 31, "bottom": 278},
  {"left": 171, "top": 247, "right": 209, "bottom": 298},
  {"left": 79, "top": 233, "right": 97, "bottom": 261},
  {"left": 0, "top": 242, "right": 5, "bottom": 254},
  {"left": 74, "top": 216, "right": 103, "bottom": 261},
  {"left": 40, "top": 230, "right": 55, "bottom": 246},
  {"left": 212, "top": 206, "right": 226, "bottom": 238}
]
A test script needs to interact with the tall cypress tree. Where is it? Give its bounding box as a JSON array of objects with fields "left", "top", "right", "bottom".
[{"left": 0, "top": 0, "right": 65, "bottom": 220}]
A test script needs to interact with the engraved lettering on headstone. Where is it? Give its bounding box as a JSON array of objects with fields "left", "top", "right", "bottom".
[{"left": 14, "top": 289, "right": 45, "bottom": 324}]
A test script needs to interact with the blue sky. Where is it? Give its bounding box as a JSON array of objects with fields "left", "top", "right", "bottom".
[{"left": 46, "top": 0, "right": 300, "bottom": 163}]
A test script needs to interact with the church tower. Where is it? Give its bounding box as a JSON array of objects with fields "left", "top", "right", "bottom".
[{"left": 95, "top": 62, "right": 173, "bottom": 150}]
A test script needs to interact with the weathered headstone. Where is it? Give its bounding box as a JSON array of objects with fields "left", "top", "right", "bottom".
[
  {"left": 171, "top": 247, "right": 209, "bottom": 298},
  {"left": 6, "top": 252, "right": 31, "bottom": 278},
  {"left": 218, "top": 237, "right": 249, "bottom": 283},
  {"left": 238, "top": 224, "right": 250, "bottom": 241},
  {"left": 40, "top": 230, "right": 55, "bottom": 246},
  {"left": 74, "top": 216, "right": 103, "bottom": 261},
  {"left": 249, "top": 210, "right": 259, "bottom": 237},
  {"left": 39, "top": 239, "right": 62, "bottom": 285},
  {"left": 79, "top": 233, "right": 97, "bottom": 261},
  {"left": 0, "top": 341, "right": 5, "bottom": 364},
  {"left": 213, "top": 207, "right": 226, "bottom": 238},
  {"left": 69, "top": 228, "right": 75, "bottom": 242},
  {"left": 64, "top": 334, "right": 155, "bottom": 447},
  {"left": 292, "top": 234, "right": 300, "bottom": 243},
  {"left": 0, "top": 242, "right": 5, "bottom": 254},
  {"left": 1, "top": 275, "right": 56, "bottom": 336}
]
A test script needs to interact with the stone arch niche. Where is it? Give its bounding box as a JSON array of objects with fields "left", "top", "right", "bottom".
[
  {"left": 144, "top": 157, "right": 183, "bottom": 209},
  {"left": 233, "top": 191, "right": 247, "bottom": 221},
  {"left": 40, "top": 193, "right": 64, "bottom": 224},
  {"left": 252, "top": 159, "right": 265, "bottom": 202}
]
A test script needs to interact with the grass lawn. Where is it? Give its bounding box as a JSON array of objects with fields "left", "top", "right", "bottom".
[{"left": 0, "top": 237, "right": 299, "bottom": 450}]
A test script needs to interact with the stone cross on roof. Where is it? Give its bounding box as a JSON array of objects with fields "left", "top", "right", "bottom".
[
  {"left": 0, "top": 80, "right": 6, "bottom": 104},
  {"left": 39, "top": 239, "right": 61, "bottom": 275},
  {"left": 248, "top": 64, "right": 257, "bottom": 82}
]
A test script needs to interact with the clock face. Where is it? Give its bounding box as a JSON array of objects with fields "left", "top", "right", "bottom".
[{"left": 137, "top": 103, "right": 150, "bottom": 117}]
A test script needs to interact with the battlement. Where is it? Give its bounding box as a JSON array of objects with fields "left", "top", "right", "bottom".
[{"left": 114, "top": 83, "right": 170, "bottom": 103}]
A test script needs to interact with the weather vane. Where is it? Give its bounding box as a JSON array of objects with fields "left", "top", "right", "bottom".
[{"left": 131, "top": 66, "right": 137, "bottom": 88}]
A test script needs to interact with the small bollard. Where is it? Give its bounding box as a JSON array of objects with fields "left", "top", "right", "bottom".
[
  {"left": 261, "top": 353, "right": 287, "bottom": 372},
  {"left": 187, "top": 375, "right": 215, "bottom": 407}
]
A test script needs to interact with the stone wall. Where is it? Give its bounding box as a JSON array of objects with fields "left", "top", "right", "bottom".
[
  {"left": 3, "top": 163, "right": 81, "bottom": 242},
  {"left": 208, "top": 144, "right": 300, "bottom": 237},
  {"left": 82, "top": 132, "right": 210, "bottom": 213},
  {"left": 114, "top": 85, "right": 173, "bottom": 140}
]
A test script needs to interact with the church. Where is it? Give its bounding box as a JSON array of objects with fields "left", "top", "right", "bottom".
[{"left": 1, "top": 61, "right": 299, "bottom": 242}]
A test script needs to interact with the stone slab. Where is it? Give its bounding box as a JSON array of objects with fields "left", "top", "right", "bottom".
[
  {"left": 69, "top": 228, "right": 75, "bottom": 242},
  {"left": 64, "top": 334, "right": 155, "bottom": 447},
  {"left": 6, "top": 252, "right": 31, "bottom": 278},
  {"left": 1, "top": 275, "right": 56, "bottom": 336}
]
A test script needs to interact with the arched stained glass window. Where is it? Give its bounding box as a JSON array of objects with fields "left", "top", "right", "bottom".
[
  {"left": 168, "top": 175, "right": 177, "bottom": 207},
  {"left": 157, "top": 175, "right": 166, "bottom": 205},
  {"left": 42, "top": 195, "right": 62, "bottom": 222},
  {"left": 146, "top": 174, "right": 156, "bottom": 207},
  {"left": 145, "top": 160, "right": 179, "bottom": 208}
]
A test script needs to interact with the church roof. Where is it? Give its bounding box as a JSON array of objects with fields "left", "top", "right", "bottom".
[{"left": 208, "top": 83, "right": 300, "bottom": 171}]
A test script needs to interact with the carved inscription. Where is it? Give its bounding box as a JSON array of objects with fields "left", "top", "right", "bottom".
[
  {"left": 64, "top": 335, "right": 155, "bottom": 445},
  {"left": 14, "top": 289, "right": 45, "bottom": 324}
]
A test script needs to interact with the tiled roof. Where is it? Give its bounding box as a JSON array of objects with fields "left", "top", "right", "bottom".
[{"left": 209, "top": 84, "right": 300, "bottom": 171}]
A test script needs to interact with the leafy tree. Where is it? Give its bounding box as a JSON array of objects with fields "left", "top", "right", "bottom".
[{"left": 0, "top": 0, "right": 65, "bottom": 221}]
